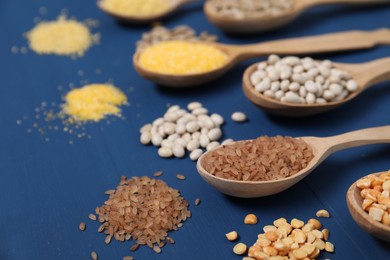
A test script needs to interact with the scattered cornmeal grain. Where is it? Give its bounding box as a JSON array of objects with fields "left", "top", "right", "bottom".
[
  {"left": 202, "top": 135, "right": 314, "bottom": 181},
  {"left": 99, "top": 0, "right": 170, "bottom": 17},
  {"left": 246, "top": 217, "right": 334, "bottom": 259},
  {"left": 92, "top": 176, "right": 190, "bottom": 250},
  {"left": 79, "top": 222, "right": 86, "bottom": 231},
  {"left": 138, "top": 41, "right": 228, "bottom": 75},
  {"left": 356, "top": 170, "right": 390, "bottom": 226},
  {"left": 194, "top": 198, "right": 201, "bottom": 206},
  {"left": 244, "top": 214, "right": 258, "bottom": 225},
  {"left": 316, "top": 209, "right": 330, "bottom": 218},
  {"left": 62, "top": 84, "right": 127, "bottom": 122},
  {"left": 91, "top": 251, "right": 98, "bottom": 260},
  {"left": 176, "top": 174, "right": 186, "bottom": 180},
  {"left": 123, "top": 256, "right": 134, "bottom": 260},
  {"left": 26, "top": 15, "right": 99, "bottom": 57},
  {"left": 153, "top": 170, "right": 163, "bottom": 177}
]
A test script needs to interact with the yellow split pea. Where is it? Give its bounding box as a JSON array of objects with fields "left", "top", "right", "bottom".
[
  {"left": 99, "top": 0, "right": 170, "bottom": 17},
  {"left": 26, "top": 15, "right": 99, "bottom": 57},
  {"left": 62, "top": 84, "right": 127, "bottom": 122},
  {"left": 138, "top": 41, "right": 229, "bottom": 75}
]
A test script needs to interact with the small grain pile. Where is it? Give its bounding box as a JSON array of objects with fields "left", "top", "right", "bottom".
[
  {"left": 207, "top": 0, "right": 293, "bottom": 19},
  {"left": 26, "top": 15, "right": 99, "bottom": 57},
  {"left": 62, "top": 84, "right": 127, "bottom": 122},
  {"left": 356, "top": 171, "right": 390, "bottom": 226},
  {"left": 92, "top": 176, "right": 191, "bottom": 250},
  {"left": 202, "top": 136, "right": 314, "bottom": 181},
  {"left": 136, "top": 25, "right": 218, "bottom": 52},
  {"left": 138, "top": 41, "right": 228, "bottom": 75},
  {"left": 247, "top": 217, "right": 334, "bottom": 259},
  {"left": 249, "top": 55, "right": 358, "bottom": 104},
  {"left": 99, "top": 0, "right": 170, "bottom": 17}
]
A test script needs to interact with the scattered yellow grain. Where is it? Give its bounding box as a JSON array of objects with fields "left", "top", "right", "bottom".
[
  {"left": 62, "top": 84, "right": 127, "bottom": 122},
  {"left": 26, "top": 15, "right": 99, "bottom": 57},
  {"left": 138, "top": 41, "right": 228, "bottom": 75},
  {"left": 100, "top": 0, "right": 170, "bottom": 17}
]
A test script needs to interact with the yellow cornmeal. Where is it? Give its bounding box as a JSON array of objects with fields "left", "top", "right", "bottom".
[
  {"left": 100, "top": 0, "right": 170, "bottom": 17},
  {"left": 26, "top": 15, "right": 99, "bottom": 57},
  {"left": 138, "top": 41, "right": 229, "bottom": 75},
  {"left": 62, "top": 84, "right": 127, "bottom": 122}
]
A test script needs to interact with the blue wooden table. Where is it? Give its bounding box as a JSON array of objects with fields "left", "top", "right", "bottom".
[{"left": 1, "top": 0, "right": 390, "bottom": 259}]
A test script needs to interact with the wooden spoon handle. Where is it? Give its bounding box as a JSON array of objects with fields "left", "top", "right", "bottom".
[
  {"left": 301, "top": 0, "right": 390, "bottom": 7},
  {"left": 317, "top": 125, "right": 390, "bottom": 155},
  {"left": 234, "top": 29, "right": 390, "bottom": 60},
  {"left": 349, "top": 57, "right": 390, "bottom": 88}
]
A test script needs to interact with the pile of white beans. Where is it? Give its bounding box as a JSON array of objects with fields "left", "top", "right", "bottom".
[
  {"left": 208, "top": 0, "right": 293, "bottom": 19},
  {"left": 249, "top": 55, "right": 358, "bottom": 104},
  {"left": 140, "top": 102, "right": 234, "bottom": 160}
]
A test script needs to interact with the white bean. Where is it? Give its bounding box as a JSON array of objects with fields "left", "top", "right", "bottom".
[
  {"left": 163, "top": 122, "right": 176, "bottom": 135},
  {"left": 275, "top": 90, "right": 284, "bottom": 100},
  {"left": 187, "top": 101, "right": 202, "bottom": 111},
  {"left": 255, "top": 78, "right": 271, "bottom": 92},
  {"left": 174, "top": 138, "right": 187, "bottom": 147},
  {"left": 283, "top": 91, "right": 302, "bottom": 103},
  {"left": 323, "top": 90, "right": 335, "bottom": 101},
  {"left": 175, "top": 123, "right": 186, "bottom": 135},
  {"left": 346, "top": 80, "right": 358, "bottom": 92},
  {"left": 210, "top": 113, "right": 224, "bottom": 125},
  {"left": 208, "top": 128, "right": 222, "bottom": 141},
  {"left": 207, "top": 141, "right": 220, "bottom": 151},
  {"left": 304, "top": 80, "right": 318, "bottom": 93},
  {"left": 167, "top": 105, "right": 180, "bottom": 113},
  {"left": 158, "top": 147, "right": 172, "bottom": 158},
  {"left": 250, "top": 70, "right": 265, "bottom": 85},
  {"left": 167, "top": 133, "right": 179, "bottom": 142},
  {"left": 186, "top": 139, "right": 200, "bottom": 151},
  {"left": 161, "top": 139, "right": 173, "bottom": 148},
  {"left": 231, "top": 112, "right": 247, "bottom": 122},
  {"left": 192, "top": 107, "right": 208, "bottom": 115},
  {"left": 186, "top": 121, "right": 200, "bottom": 133},
  {"left": 268, "top": 54, "right": 280, "bottom": 64},
  {"left": 172, "top": 145, "right": 185, "bottom": 158},
  {"left": 140, "top": 132, "right": 151, "bottom": 145},
  {"left": 306, "top": 92, "right": 316, "bottom": 104},
  {"left": 152, "top": 117, "right": 164, "bottom": 127},
  {"left": 199, "top": 134, "right": 210, "bottom": 148},
  {"left": 270, "top": 82, "right": 280, "bottom": 92},
  {"left": 329, "top": 83, "right": 342, "bottom": 95},
  {"left": 264, "top": 90, "right": 275, "bottom": 98},
  {"left": 221, "top": 139, "right": 234, "bottom": 145},
  {"left": 189, "top": 149, "right": 203, "bottom": 161},
  {"left": 140, "top": 123, "right": 152, "bottom": 133},
  {"left": 289, "top": 82, "right": 300, "bottom": 92}
]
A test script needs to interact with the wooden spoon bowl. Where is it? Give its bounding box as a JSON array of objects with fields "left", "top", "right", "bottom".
[
  {"left": 196, "top": 126, "right": 390, "bottom": 198},
  {"left": 347, "top": 172, "right": 390, "bottom": 242},
  {"left": 242, "top": 57, "right": 390, "bottom": 116},
  {"left": 204, "top": 0, "right": 390, "bottom": 34},
  {"left": 133, "top": 29, "right": 390, "bottom": 87},
  {"left": 98, "top": 0, "right": 195, "bottom": 24}
]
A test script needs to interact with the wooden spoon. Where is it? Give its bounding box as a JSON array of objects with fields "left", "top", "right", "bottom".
[
  {"left": 243, "top": 57, "right": 390, "bottom": 116},
  {"left": 347, "top": 172, "right": 390, "bottom": 242},
  {"left": 196, "top": 125, "right": 390, "bottom": 198},
  {"left": 97, "top": 0, "right": 196, "bottom": 24},
  {"left": 133, "top": 28, "right": 390, "bottom": 87},
  {"left": 204, "top": 0, "right": 390, "bottom": 34}
]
